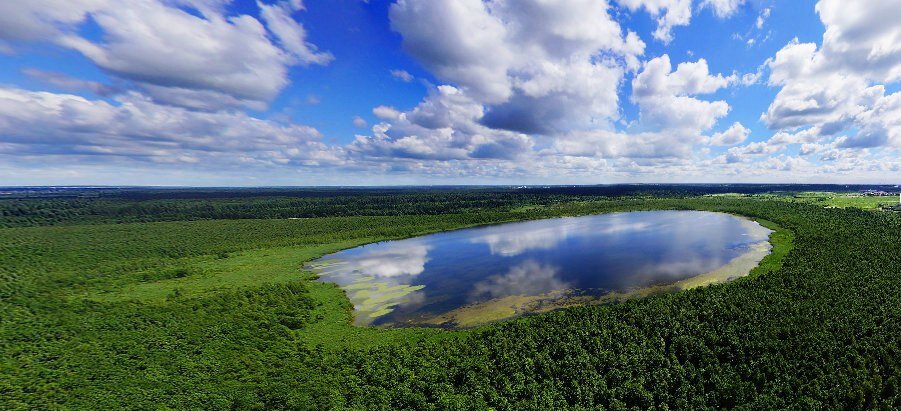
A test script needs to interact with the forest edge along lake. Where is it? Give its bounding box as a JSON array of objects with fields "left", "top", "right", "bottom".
[{"left": 307, "top": 211, "right": 773, "bottom": 328}]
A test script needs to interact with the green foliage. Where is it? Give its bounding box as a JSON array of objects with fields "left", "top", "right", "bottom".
[
  {"left": 778, "top": 191, "right": 899, "bottom": 210},
  {"left": 1, "top": 191, "right": 899, "bottom": 410},
  {"left": 0, "top": 191, "right": 564, "bottom": 227}
]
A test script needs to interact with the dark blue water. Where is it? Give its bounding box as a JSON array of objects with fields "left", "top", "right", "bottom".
[{"left": 307, "top": 211, "right": 771, "bottom": 327}]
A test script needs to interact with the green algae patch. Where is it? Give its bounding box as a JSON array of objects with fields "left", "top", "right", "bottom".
[{"left": 346, "top": 282, "right": 426, "bottom": 324}]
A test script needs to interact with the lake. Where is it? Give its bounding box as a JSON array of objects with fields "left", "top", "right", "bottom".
[{"left": 306, "top": 211, "right": 772, "bottom": 328}]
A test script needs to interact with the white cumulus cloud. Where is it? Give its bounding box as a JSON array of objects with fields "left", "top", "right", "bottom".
[
  {"left": 0, "top": 86, "right": 340, "bottom": 166},
  {"left": 631, "top": 55, "right": 734, "bottom": 135},
  {"left": 709, "top": 122, "right": 750, "bottom": 146},
  {"left": 616, "top": 0, "right": 692, "bottom": 43},
  {"left": 391, "top": 0, "right": 644, "bottom": 134},
  {"left": 1, "top": 0, "right": 329, "bottom": 109},
  {"left": 761, "top": 0, "right": 900, "bottom": 153}
]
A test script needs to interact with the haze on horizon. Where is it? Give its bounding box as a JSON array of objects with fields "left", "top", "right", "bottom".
[{"left": 0, "top": 0, "right": 898, "bottom": 186}]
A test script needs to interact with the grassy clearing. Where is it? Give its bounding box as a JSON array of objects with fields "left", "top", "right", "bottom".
[
  {"left": 83, "top": 241, "right": 367, "bottom": 302},
  {"left": 781, "top": 192, "right": 897, "bottom": 210},
  {"left": 74, "top": 236, "right": 456, "bottom": 350},
  {"left": 706, "top": 191, "right": 899, "bottom": 210}
]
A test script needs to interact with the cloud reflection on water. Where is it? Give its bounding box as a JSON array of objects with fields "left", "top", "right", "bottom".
[
  {"left": 311, "top": 211, "right": 773, "bottom": 327},
  {"left": 470, "top": 260, "right": 570, "bottom": 300},
  {"left": 471, "top": 217, "right": 653, "bottom": 257},
  {"left": 339, "top": 242, "right": 431, "bottom": 278},
  {"left": 310, "top": 241, "right": 432, "bottom": 325}
]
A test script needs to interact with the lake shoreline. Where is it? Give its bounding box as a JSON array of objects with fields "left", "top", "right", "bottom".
[{"left": 309, "top": 211, "right": 778, "bottom": 328}]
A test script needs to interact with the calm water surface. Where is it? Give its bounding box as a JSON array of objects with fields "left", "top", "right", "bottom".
[{"left": 307, "top": 211, "right": 771, "bottom": 327}]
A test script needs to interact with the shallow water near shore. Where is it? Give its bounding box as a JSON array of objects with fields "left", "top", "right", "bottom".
[{"left": 307, "top": 211, "right": 772, "bottom": 327}]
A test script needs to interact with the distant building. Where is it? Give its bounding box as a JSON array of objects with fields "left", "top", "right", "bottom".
[
  {"left": 861, "top": 189, "right": 893, "bottom": 196},
  {"left": 881, "top": 193, "right": 901, "bottom": 211}
]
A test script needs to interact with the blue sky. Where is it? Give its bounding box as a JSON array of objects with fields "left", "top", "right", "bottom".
[{"left": 0, "top": 0, "right": 897, "bottom": 185}]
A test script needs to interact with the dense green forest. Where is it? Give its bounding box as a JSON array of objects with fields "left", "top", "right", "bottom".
[
  {"left": 1, "top": 184, "right": 891, "bottom": 227},
  {"left": 1, "top": 188, "right": 899, "bottom": 409}
]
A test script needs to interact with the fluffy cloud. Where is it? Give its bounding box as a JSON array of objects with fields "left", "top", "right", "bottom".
[
  {"left": 0, "top": 0, "right": 104, "bottom": 41},
  {"left": 724, "top": 141, "right": 781, "bottom": 163},
  {"left": 372, "top": 105, "right": 402, "bottom": 121},
  {"left": 390, "top": 0, "right": 512, "bottom": 103},
  {"left": 22, "top": 69, "right": 119, "bottom": 97},
  {"left": 616, "top": 0, "right": 692, "bottom": 43},
  {"left": 709, "top": 122, "right": 750, "bottom": 146},
  {"left": 257, "top": 0, "right": 333, "bottom": 65},
  {"left": 709, "top": 150, "right": 900, "bottom": 181},
  {"left": 356, "top": 53, "right": 740, "bottom": 168},
  {"left": 377, "top": 1, "right": 750, "bottom": 167},
  {"left": 0, "top": 86, "right": 339, "bottom": 166},
  {"left": 355, "top": 0, "right": 671, "bottom": 165},
  {"left": 551, "top": 129, "right": 698, "bottom": 159},
  {"left": 762, "top": 0, "right": 900, "bottom": 151},
  {"left": 391, "top": 0, "right": 644, "bottom": 135},
  {"left": 0, "top": 0, "right": 328, "bottom": 109},
  {"left": 761, "top": 39, "right": 881, "bottom": 131},
  {"left": 616, "top": 0, "right": 748, "bottom": 43},
  {"left": 351, "top": 85, "right": 532, "bottom": 161},
  {"left": 758, "top": 155, "right": 811, "bottom": 171},
  {"left": 631, "top": 55, "right": 733, "bottom": 135},
  {"left": 480, "top": 58, "right": 624, "bottom": 134},
  {"left": 372, "top": 1, "right": 756, "bottom": 170},
  {"left": 816, "top": 0, "right": 900, "bottom": 83},
  {"left": 1, "top": 0, "right": 896, "bottom": 184},
  {"left": 138, "top": 84, "right": 269, "bottom": 112},
  {"left": 721, "top": 126, "right": 824, "bottom": 164},
  {"left": 837, "top": 91, "right": 900, "bottom": 148}
]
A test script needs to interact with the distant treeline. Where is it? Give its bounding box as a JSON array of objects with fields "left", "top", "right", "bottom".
[
  {"left": 1, "top": 184, "right": 894, "bottom": 200},
  {"left": 0, "top": 192, "right": 563, "bottom": 227},
  {"left": 1, "top": 184, "right": 896, "bottom": 227}
]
